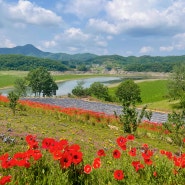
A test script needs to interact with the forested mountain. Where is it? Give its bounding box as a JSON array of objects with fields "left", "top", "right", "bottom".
[
  {"left": 0, "top": 55, "right": 68, "bottom": 71},
  {"left": 1, "top": 44, "right": 185, "bottom": 72},
  {"left": 0, "top": 44, "right": 97, "bottom": 62}
]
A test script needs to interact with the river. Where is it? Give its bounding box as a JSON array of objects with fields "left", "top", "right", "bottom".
[{"left": 0, "top": 76, "right": 144, "bottom": 96}]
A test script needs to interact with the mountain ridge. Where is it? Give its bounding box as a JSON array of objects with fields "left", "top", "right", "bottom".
[{"left": 0, "top": 44, "right": 98, "bottom": 62}]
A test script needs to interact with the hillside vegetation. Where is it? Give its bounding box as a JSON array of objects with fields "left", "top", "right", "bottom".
[
  {"left": 1, "top": 44, "right": 185, "bottom": 72},
  {"left": 0, "top": 55, "right": 68, "bottom": 71}
]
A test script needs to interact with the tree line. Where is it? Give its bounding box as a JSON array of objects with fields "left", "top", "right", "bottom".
[
  {"left": 1, "top": 54, "right": 185, "bottom": 72},
  {"left": 0, "top": 55, "right": 68, "bottom": 71}
]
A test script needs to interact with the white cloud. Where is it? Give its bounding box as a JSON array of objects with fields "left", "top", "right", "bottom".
[
  {"left": 139, "top": 46, "right": 153, "bottom": 54},
  {"left": 106, "top": 0, "right": 162, "bottom": 24},
  {"left": 88, "top": 0, "right": 184, "bottom": 36},
  {"left": 88, "top": 19, "right": 119, "bottom": 34},
  {"left": 160, "top": 46, "right": 174, "bottom": 52},
  {"left": 0, "top": 37, "right": 15, "bottom": 48},
  {"left": 42, "top": 27, "right": 91, "bottom": 52},
  {"left": 7, "top": 0, "right": 62, "bottom": 26},
  {"left": 64, "top": 0, "right": 106, "bottom": 18},
  {"left": 42, "top": 27, "right": 109, "bottom": 54},
  {"left": 43, "top": 40, "right": 57, "bottom": 48},
  {"left": 61, "top": 28, "right": 90, "bottom": 41}
]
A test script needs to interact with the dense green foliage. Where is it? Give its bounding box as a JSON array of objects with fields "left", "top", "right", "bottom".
[
  {"left": 167, "top": 64, "right": 185, "bottom": 109},
  {"left": 89, "top": 82, "right": 111, "bottom": 101},
  {"left": 72, "top": 81, "right": 111, "bottom": 101},
  {"left": 7, "top": 91, "right": 19, "bottom": 115},
  {"left": 27, "top": 67, "right": 58, "bottom": 97},
  {"left": 1, "top": 44, "right": 185, "bottom": 72},
  {"left": 168, "top": 64, "right": 185, "bottom": 99},
  {"left": 14, "top": 78, "right": 27, "bottom": 97},
  {"left": 0, "top": 54, "right": 68, "bottom": 71},
  {"left": 87, "top": 55, "right": 185, "bottom": 72},
  {"left": 115, "top": 80, "right": 149, "bottom": 133},
  {"left": 116, "top": 80, "right": 141, "bottom": 105},
  {"left": 72, "top": 81, "right": 90, "bottom": 97}
]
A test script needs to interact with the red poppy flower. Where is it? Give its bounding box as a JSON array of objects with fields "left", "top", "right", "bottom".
[
  {"left": 132, "top": 161, "right": 144, "bottom": 172},
  {"left": 16, "top": 159, "right": 30, "bottom": 168},
  {"left": 13, "top": 152, "right": 27, "bottom": 160},
  {"left": 160, "top": 150, "right": 166, "bottom": 155},
  {"left": 0, "top": 153, "right": 9, "bottom": 161},
  {"left": 113, "top": 149, "right": 121, "bottom": 159},
  {"left": 1, "top": 160, "right": 13, "bottom": 169},
  {"left": 129, "top": 148, "right": 137, "bottom": 157},
  {"left": 25, "top": 135, "right": 38, "bottom": 149},
  {"left": 68, "top": 144, "right": 81, "bottom": 152},
  {"left": 52, "top": 150, "right": 63, "bottom": 160},
  {"left": 183, "top": 138, "right": 185, "bottom": 143},
  {"left": 173, "top": 156, "right": 185, "bottom": 168},
  {"left": 114, "top": 170, "right": 124, "bottom": 180},
  {"left": 119, "top": 144, "right": 127, "bottom": 151},
  {"left": 144, "top": 158, "right": 153, "bottom": 165},
  {"left": 84, "top": 164, "right": 92, "bottom": 174},
  {"left": 126, "top": 135, "right": 135, "bottom": 141},
  {"left": 97, "top": 149, "right": 106, "bottom": 157},
  {"left": 58, "top": 139, "right": 68, "bottom": 150},
  {"left": 26, "top": 149, "right": 42, "bottom": 161},
  {"left": 60, "top": 152, "right": 72, "bottom": 169},
  {"left": 165, "top": 151, "right": 173, "bottom": 160},
  {"left": 42, "top": 138, "right": 56, "bottom": 150},
  {"left": 0, "top": 175, "right": 11, "bottom": 185},
  {"left": 93, "top": 158, "right": 101, "bottom": 169},
  {"left": 71, "top": 151, "right": 83, "bottom": 165},
  {"left": 116, "top": 136, "right": 127, "bottom": 147}
]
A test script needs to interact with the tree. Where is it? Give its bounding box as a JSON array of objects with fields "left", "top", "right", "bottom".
[
  {"left": 14, "top": 78, "right": 27, "bottom": 97},
  {"left": 8, "top": 91, "right": 19, "bottom": 115},
  {"left": 89, "top": 82, "right": 111, "bottom": 101},
  {"left": 168, "top": 64, "right": 185, "bottom": 108},
  {"left": 168, "top": 64, "right": 185, "bottom": 99},
  {"left": 27, "top": 67, "right": 58, "bottom": 97},
  {"left": 116, "top": 79, "right": 141, "bottom": 106},
  {"left": 72, "top": 81, "right": 90, "bottom": 97},
  {"left": 115, "top": 79, "right": 151, "bottom": 133}
]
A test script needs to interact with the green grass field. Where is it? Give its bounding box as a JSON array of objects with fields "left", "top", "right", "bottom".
[
  {"left": 138, "top": 80, "right": 168, "bottom": 103},
  {"left": 108, "top": 79, "right": 176, "bottom": 112},
  {"left": 0, "top": 99, "right": 185, "bottom": 184},
  {"left": 0, "top": 71, "right": 27, "bottom": 88}
]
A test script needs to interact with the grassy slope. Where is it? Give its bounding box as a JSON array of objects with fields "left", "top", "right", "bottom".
[
  {"left": 138, "top": 80, "right": 168, "bottom": 103},
  {"left": 1, "top": 104, "right": 185, "bottom": 184},
  {"left": 0, "top": 105, "right": 183, "bottom": 157},
  {"left": 108, "top": 79, "right": 178, "bottom": 112}
]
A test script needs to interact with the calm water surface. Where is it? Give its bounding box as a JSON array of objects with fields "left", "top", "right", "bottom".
[{"left": 0, "top": 76, "right": 143, "bottom": 96}]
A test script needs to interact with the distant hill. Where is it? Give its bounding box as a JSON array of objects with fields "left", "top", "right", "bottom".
[
  {"left": 0, "top": 54, "right": 68, "bottom": 71},
  {"left": 0, "top": 44, "right": 97, "bottom": 62},
  {"left": 1, "top": 44, "right": 185, "bottom": 72}
]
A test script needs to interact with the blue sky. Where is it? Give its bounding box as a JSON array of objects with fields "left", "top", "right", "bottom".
[{"left": 0, "top": 0, "right": 185, "bottom": 56}]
